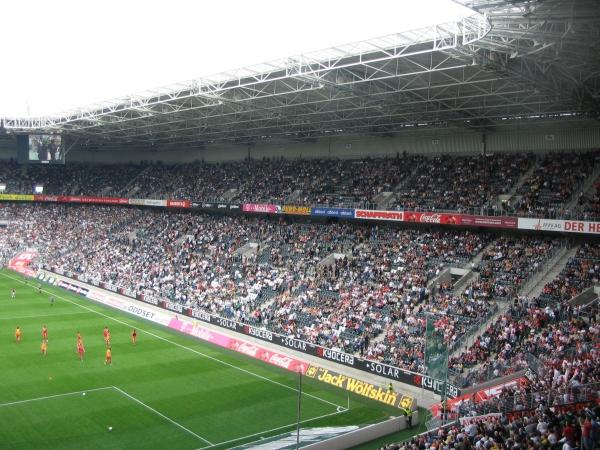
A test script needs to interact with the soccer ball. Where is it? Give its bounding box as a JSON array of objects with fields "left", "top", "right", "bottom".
[
  {"left": 108, "top": 426, "right": 112, "bottom": 431},
  {"left": 82, "top": 393, "right": 86, "bottom": 396}
]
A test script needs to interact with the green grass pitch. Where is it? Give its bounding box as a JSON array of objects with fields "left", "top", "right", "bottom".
[{"left": 0, "top": 269, "right": 419, "bottom": 449}]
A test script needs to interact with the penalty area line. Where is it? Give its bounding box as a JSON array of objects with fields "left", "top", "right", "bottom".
[
  {"left": 0, "top": 271, "right": 345, "bottom": 412},
  {"left": 0, "top": 386, "right": 113, "bottom": 409},
  {"left": 111, "top": 385, "right": 213, "bottom": 445}
]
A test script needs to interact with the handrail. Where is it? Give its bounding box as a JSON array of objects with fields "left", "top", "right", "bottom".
[
  {"left": 456, "top": 381, "right": 600, "bottom": 417},
  {"left": 448, "top": 303, "right": 498, "bottom": 355}
]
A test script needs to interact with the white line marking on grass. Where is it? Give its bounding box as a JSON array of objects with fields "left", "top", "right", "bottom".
[
  {"left": 1, "top": 271, "right": 345, "bottom": 412},
  {"left": 111, "top": 385, "right": 213, "bottom": 445},
  {"left": 195, "top": 407, "right": 349, "bottom": 450},
  {"left": 0, "top": 386, "right": 112, "bottom": 408},
  {"left": 0, "top": 311, "right": 91, "bottom": 321}
]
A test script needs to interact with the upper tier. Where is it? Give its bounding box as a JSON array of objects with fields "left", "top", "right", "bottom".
[{"left": 1, "top": 151, "right": 599, "bottom": 220}]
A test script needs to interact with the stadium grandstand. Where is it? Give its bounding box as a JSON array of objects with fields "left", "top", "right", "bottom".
[{"left": 0, "top": 0, "right": 599, "bottom": 449}]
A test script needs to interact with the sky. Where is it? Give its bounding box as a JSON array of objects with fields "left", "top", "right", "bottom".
[{"left": 0, "top": 0, "right": 473, "bottom": 117}]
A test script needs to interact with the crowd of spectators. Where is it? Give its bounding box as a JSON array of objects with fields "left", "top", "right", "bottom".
[
  {"left": 3, "top": 155, "right": 600, "bottom": 450},
  {"left": 450, "top": 243, "right": 600, "bottom": 388},
  {"left": 579, "top": 184, "right": 600, "bottom": 221},
  {"left": 1, "top": 202, "right": 598, "bottom": 394},
  {"left": 2, "top": 202, "right": 600, "bottom": 450},
  {"left": 512, "top": 152, "right": 599, "bottom": 218},
  {"left": 253, "top": 227, "right": 488, "bottom": 358},
  {"left": 362, "top": 237, "right": 560, "bottom": 372},
  {"left": 384, "top": 405, "right": 600, "bottom": 450},
  {"left": 0, "top": 160, "right": 141, "bottom": 197},
  {"left": 537, "top": 244, "right": 600, "bottom": 306},
  {"left": 383, "top": 238, "right": 600, "bottom": 449},
  {"left": 1, "top": 203, "right": 491, "bottom": 357},
  {"left": 453, "top": 298, "right": 599, "bottom": 386},
  {"left": 470, "top": 237, "right": 560, "bottom": 301},
  {"left": 0, "top": 157, "right": 413, "bottom": 207},
  {"left": 1, "top": 151, "right": 598, "bottom": 218},
  {"left": 390, "top": 154, "right": 533, "bottom": 213}
]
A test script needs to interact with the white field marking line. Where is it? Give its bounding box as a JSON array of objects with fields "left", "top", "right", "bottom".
[
  {"left": 111, "top": 385, "right": 213, "bottom": 445},
  {"left": 1, "top": 272, "right": 344, "bottom": 411},
  {"left": 195, "top": 407, "right": 349, "bottom": 450},
  {"left": 0, "top": 311, "right": 92, "bottom": 320},
  {"left": 0, "top": 386, "right": 112, "bottom": 409}
]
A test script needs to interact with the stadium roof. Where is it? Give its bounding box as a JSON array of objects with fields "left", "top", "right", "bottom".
[{"left": 2, "top": 0, "right": 599, "bottom": 149}]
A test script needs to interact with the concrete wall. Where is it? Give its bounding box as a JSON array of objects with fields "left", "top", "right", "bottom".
[
  {"left": 2, "top": 122, "right": 598, "bottom": 165},
  {"left": 304, "top": 412, "right": 418, "bottom": 450},
  {"left": 487, "top": 126, "right": 600, "bottom": 153},
  {"left": 60, "top": 122, "right": 600, "bottom": 165},
  {"left": 66, "top": 132, "right": 480, "bottom": 163}
]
